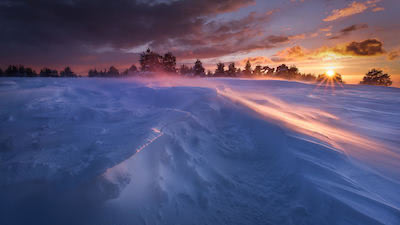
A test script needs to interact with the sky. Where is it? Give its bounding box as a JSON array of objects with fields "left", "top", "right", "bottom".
[{"left": 1, "top": 0, "right": 399, "bottom": 85}]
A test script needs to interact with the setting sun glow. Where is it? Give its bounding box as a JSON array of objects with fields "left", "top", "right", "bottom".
[{"left": 326, "top": 70, "right": 335, "bottom": 77}]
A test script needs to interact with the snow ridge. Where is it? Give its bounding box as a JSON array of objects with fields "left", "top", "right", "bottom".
[{"left": 0, "top": 77, "right": 399, "bottom": 225}]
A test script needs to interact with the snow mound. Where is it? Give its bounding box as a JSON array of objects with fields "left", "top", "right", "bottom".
[{"left": 0, "top": 77, "right": 399, "bottom": 225}]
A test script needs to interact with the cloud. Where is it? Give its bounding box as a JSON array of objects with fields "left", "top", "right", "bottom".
[
  {"left": 344, "top": 39, "right": 384, "bottom": 56},
  {"left": 0, "top": 0, "right": 256, "bottom": 65},
  {"left": 323, "top": 0, "right": 382, "bottom": 22},
  {"left": 372, "top": 7, "right": 384, "bottom": 12},
  {"left": 387, "top": 50, "right": 400, "bottom": 61},
  {"left": 1, "top": 0, "right": 300, "bottom": 68},
  {"left": 267, "top": 35, "right": 290, "bottom": 44},
  {"left": 158, "top": 11, "right": 277, "bottom": 59},
  {"left": 341, "top": 24, "right": 368, "bottom": 33},
  {"left": 319, "top": 26, "right": 333, "bottom": 32},
  {"left": 272, "top": 46, "right": 307, "bottom": 62},
  {"left": 238, "top": 56, "right": 272, "bottom": 66},
  {"left": 271, "top": 39, "right": 385, "bottom": 62},
  {"left": 328, "top": 24, "right": 368, "bottom": 39}
]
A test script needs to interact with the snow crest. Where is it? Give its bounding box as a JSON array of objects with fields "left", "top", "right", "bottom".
[{"left": 0, "top": 77, "right": 399, "bottom": 225}]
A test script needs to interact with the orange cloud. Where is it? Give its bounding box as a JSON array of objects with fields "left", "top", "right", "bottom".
[
  {"left": 319, "top": 26, "right": 333, "bottom": 32},
  {"left": 272, "top": 39, "right": 385, "bottom": 62},
  {"left": 323, "top": 0, "right": 382, "bottom": 22},
  {"left": 388, "top": 50, "right": 400, "bottom": 61},
  {"left": 372, "top": 7, "right": 384, "bottom": 12},
  {"left": 275, "top": 46, "right": 306, "bottom": 60},
  {"left": 239, "top": 56, "right": 272, "bottom": 66}
]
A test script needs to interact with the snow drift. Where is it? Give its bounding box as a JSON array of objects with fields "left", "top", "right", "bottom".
[{"left": 0, "top": 77, "right": 399, "bottom": 225}]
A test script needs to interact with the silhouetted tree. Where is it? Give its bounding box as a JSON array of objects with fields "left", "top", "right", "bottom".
[
  {"left": 40, "top": 68, "right": 58, "bottom": 77},
  {"left": 100, "top": 69, "right": 108, "bottom": 77},
  {"left": 88, "top": 69, "right": 99, "bottom": 77},
  {"left": 215, "top": 63, "right": 225, "bottom": 77},
  {"left": 128, "top": 64, "right": 138, "bottom": 73},
  {"left": 123, "top": 64, "right": 138, "bottom": 76},
  {"left": 162, "top": 52, "right": 177, "bottom": 73},
  {"left": 253, "top": 65, "right": 263, "bottom": 76},
  {"left": 25, "top": 67, "right": 37, "bottom": 77},
  {"left": 243, "top": 60, "right": 252, "bottom": 76},
  {"left": 276, "top": 64, "right": 289, "bottom": 76},
  {"left": 235, "top": 68, "right": 242, "bottom": 77},
  {"left": 262, "top": 66, "right": 274, "bottom": 75},
  {"left": 193, "top": 59, "right": 205, "bottom": 76},
  {"left": 333, "top": 73, "right": 343, "bottom": 83},
  {"left": 140, "top": 48, "right": 163, "bottom": 72},
  {"left": 179, "top": 64, "right": 192, "bottom": 76},
  {"left": 299, "top": 73, "right": 316, "bottom": 81},
  {"left": 360, "top": 69, "right": 392, "bottom": 86},
  {"left": 60, "top": 67, "right": 76, "bottom": 77},
  {"left": 227, "top": 63, "right": 237, "bottom": 77},
  {"left": 107, "top": 66, "right": 119, "bottom": 76},
  {"left": 206, "top": 70, "right": 213, "bottom": 77},
  {"left": 287, "top": 66, "right": 300, "bottom": 79},
  {"left": 288, "top": 66, "right": 298, "bottom": 74},
  {"left": 5, "top": 65, "right": 18, "bottom": 76},
  {"left": 0, "top": 68, "right": 3, "bottom": 76},
  {"left": 267, "top": 67, "right": 275, "bottom": 75},
  {"left": 18, "top": 65, "right": 26, "bottom": 76}
]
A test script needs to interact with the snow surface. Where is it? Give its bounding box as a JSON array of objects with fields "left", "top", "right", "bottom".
[{"left": 0, "top": 77, "right": 399, "bottom": 225}]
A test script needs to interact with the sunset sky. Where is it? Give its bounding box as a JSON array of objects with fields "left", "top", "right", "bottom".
[{"left": 1, "top": 0, "right": 399, "bottom": 85}]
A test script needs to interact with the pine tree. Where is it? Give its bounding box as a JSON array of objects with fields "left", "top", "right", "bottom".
[
  {"left": 128, "top": 65, "right": 137, "bottom": 73},
  {"left": 162, "top": 52, "right": 177, "bottom": 73},
  {"left": 227, "top": 63, "right": 237, "bottom": 77},
  {"left": 193, "top": 59, "right": 205, "bottom": 76},
  {"left": 253, "top": 65, "right": 262, "bottom": 76},
  {"left": 276, "top": 64, "right": 289, "bottom": 77},
  {"left": 287, "top": 66, "right": 299, "bottom": 79},
  {"left": 179, "top": 64, "right": 192, "bottom": 75},
  {"left": 88, "top": 69, "right": 99, "bottom": 77},
  {"left": 5, "top": 65, "right": 18, "bottom": 76},
  {"left": 243, "top": 60, "right": 252, "bottom": 76},
  {"left": 263, "top": 66, "right": 274, "bottom": 75},
  {"left": 107, "top": 66, "right": 119, "bottom": 76},
  {"left": 18, "top": 65, "right": 26, "bottom": 76},
  {"left": 215, "top": 63, "right": 225, "bottom": 77},
  {"left": 360, "top": 69, "right": 392, "bottom": 86},
  {"left": 60, "top": 67, "right": 76, "bottom": 77},
  {"left": 25, "top": 67, "right": 37, "bottom": 77},
  {"left": 140, "top": 48, "right": 163, "bottom": 72}
]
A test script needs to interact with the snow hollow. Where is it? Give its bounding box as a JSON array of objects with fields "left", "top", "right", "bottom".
[{"left": 0, "top": 77, "right": 399, "bottom": 225}]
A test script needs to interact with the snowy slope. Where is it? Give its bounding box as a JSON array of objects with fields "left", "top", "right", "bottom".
[{"left": 0, "top": 77, "right": 399, "bottom": 225}]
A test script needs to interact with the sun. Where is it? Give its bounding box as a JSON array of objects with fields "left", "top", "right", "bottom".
[{"left": 326, "top": 70, "right": 335, "bottom": 78}]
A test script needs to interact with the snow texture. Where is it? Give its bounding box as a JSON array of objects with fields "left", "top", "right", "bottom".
[{"left": 0, "top": 77, "right": 399, "bottom": 225}]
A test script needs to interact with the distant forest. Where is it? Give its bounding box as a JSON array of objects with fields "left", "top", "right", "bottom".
[{"left": 0, "top": 49, "right": 393, "bottom": 86}]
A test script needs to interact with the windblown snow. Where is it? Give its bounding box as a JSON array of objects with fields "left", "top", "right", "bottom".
[{"left": 0, "top": 77, "right": 399, "bottom": 225}]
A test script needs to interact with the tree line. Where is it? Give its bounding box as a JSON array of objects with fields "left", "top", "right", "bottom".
[
  {"left": 0, "top": 65, "right": 77, "bottom": 77},
  {"left": 0, "top": 48, "right": 393, "bottom": 86}
]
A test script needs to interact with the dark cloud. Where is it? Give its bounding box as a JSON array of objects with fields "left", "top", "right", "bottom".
[
  {"left": 267, "top": 35, "right": 290, "bottom": 44},
  {"left": 341, "top": 24, "right": 368, "bottom": 33},
  {"left": 344, "top": 39, "right": 384, "bottom": 56},
  {"left": 163, "top": 11, "right": 277, "bottom": 59},
  {"left": 0, "top": 0, "right": 256, "bottom": 67},
  {"left": 328, "top": 24, "right": 368, "bottom": 40}
]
